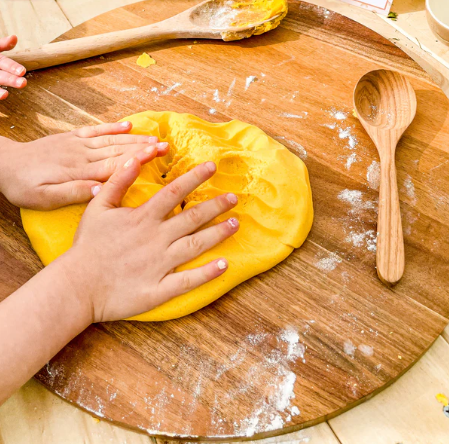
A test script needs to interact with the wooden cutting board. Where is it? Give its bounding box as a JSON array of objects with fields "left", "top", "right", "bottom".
[{"left": 1, "top": 0, "right": 449, "bottom": 440}]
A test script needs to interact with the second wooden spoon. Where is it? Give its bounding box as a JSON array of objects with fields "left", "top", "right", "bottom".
[{"left": 354, "top": 69, "right": 417, "bottom": 286}]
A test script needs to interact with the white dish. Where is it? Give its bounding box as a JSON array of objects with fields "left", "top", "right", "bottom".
[{"left": 426, "top": 0, "right": 449, "bottom": 45}]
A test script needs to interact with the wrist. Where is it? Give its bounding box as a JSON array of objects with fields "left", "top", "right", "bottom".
[
  {"left": 50, "top": 248, "right": 96, "bottom": 327},
  {"left": 0, "top": 137, "right": 17, "bottom": 195}
]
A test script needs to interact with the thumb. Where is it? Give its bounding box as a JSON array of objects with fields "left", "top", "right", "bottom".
[
  {"left": 91, "top": 157, "right": 141, "bottom": 210},
  {"left": 0, "top": 35, "right": 18, "bottom": 52}
]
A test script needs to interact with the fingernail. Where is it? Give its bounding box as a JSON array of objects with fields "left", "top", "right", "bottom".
[
  {"left": 16, "top": 78, "right": 26, "bottom": 87},
  {"left": 205, "top": 161, "right": 216, "bottom": 173},
  {"left": 226, "top": 193, "right": 238, "bottom": 205},
  {"left": 228, "top": 217, "right": 239, "bottom": 228},
  {"left": 16, "top": 67, "right": 24, "bottom": 75},
  {"left": 120, "top": 121, "right": 131, "bottom": 128},
  {"left": 144, "top": 145, "right": 156, "bottom": 154},
  {"left": 148, "top": 136, "right": 158, "bottom": 144},
  {"left": 91, "top": 185, "right": 102, "bottom": 196},
  {"left": 124, "top": 158, "right": 135, "bottom": 168},
  {"left": 156, "top": 142, "right": 168, "bottom": 150},
  {"left": 217, "top": 259, "right": 228, "bottom": 270}
]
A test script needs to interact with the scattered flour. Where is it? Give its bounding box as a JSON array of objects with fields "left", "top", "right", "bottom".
[
  {"left": 367, "top": 160, "right": 380, "bottom": 190},
  {"left": 209, "top": 108, "right": 217, "bottom": 115},
  {"left": 280, "top": 112, "right": 308, "bottom": 119},
  {"left": 245, "top": 75, "right": 258, "bottom": 90},
  {"left": 404, "top": 175, "right": 417, "bottom": 205},
  {"left": 227, "top": 78, "right": 236, "bottom": 96},
  {"left": 329, "top": 108, "right": 348, "bottom": 120},
  {"left": 280, "top": 327, "right": 306, "bottom": 361},
  {"left": 338, "top": 189, "right": 376, "bottom": 214},
  {"left": 315, "top": 252, "right": 342, "bottom": 272},
  {"left": 338, "top": 126, "right": 359, "bottom": 150},
  {"left": 358, "top": 344, "right": 374, "bottom": 357},
  {"left": 213, "top": 89, "right": 220, "bottom": 102},
  {"left": 161, "top": 82, "right": 182, "bottom": 95},
  {"left": 344, "top": 152, "right": 359, "bottom": 170},
  {"left": 345, "top": 229, "right": 377, "bottom": 252},
  {"left": 344, "top": 340, "right": 356, "bottom": 357}
]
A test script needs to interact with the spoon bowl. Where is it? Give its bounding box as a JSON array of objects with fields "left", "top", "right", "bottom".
[
  {"left": 355, "top": 69, "right": 417, "bottom": 131},
  {"left": 354, "top": 69, "right": 417, "bottom": 286}
]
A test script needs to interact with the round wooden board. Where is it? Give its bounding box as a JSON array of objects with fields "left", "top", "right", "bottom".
[{"left": 1, "top": 0, "right": 449, "bottom": 440}]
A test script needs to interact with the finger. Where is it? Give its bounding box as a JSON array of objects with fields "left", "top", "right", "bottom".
[
  {"left": 141, "top": 162, "right": 216, "bottom": 219},
  {"left": 85, "top": 133, "right": 159, "bottom": 149},
  {"left": 165, "top": 193, "right": 238, "bottom": 241},
  {"left": 84, "top": 146, "right": 158, "bottom": 181},
  {"left": 90, "top": 156, "right": 141, "bottom": 210},
  {"left": 75, "top": 121, "right": 133, "bottom": 138},
  {"left": 38, "top": 180, "right": 102, "bottom": 210},
  {"left": 168, "top": 218, "right": 239, "bottom": 268},
  {"left": 0, "top": 89, "right": 8, "bottom": 100},
  {"left": 0, "top": 70, "right": 26, "bottom": 89},
  {"left": 0, "top": 55, "right": 26, "bottom": 77},
  {"left": 88, "top": 141, "right": 168, "bottom": 162},
  {"left": 0, "top": 36, "right": 18, "bottom": 52},
  {"left": 158, "top": 259, "right": 228, "bottom": 301}
]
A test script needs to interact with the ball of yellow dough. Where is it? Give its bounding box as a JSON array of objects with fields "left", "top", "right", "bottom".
[{"left": 21, "top": 111, "right": 313, "bottom": 322}]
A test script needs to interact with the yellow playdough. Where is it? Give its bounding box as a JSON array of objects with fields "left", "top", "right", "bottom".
[
  {"left": 205, "top": 0, "right": 288, "bottom": 41},
  {"left": 136, "top": 53, "right": 156, "bottom": 68},
  {"left": 21, "top": 111, "right": 313, "bottom": 322}
]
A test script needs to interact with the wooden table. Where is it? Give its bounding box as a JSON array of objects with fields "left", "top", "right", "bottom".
[{"left": 0, "top": 0, "right": 448, "bottom": 444}]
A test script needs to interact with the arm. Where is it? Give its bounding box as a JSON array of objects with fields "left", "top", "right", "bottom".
[
  {"left": 0, "top": 159, "right": 239, "bottom": 404},
  {"left": 0, "top": 254, "right": 92, "bottom": 403},
  {"left": 0, "top": 35, "right": 169, "bottom": 211}
]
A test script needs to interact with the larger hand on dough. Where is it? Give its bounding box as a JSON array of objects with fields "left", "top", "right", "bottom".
[{"left": 65, "top": 158, "right": 239, "bottom": 322}]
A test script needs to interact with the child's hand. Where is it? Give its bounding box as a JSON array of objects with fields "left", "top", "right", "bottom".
[
  {"left": 65, "top": 159, "right": 239, "bottom": 322},
  {"left": 0, "top": 35, "right": 26, "bottom": 100},
  {"left": 0, "top": 121, "right": 168, "bottom": 210}
]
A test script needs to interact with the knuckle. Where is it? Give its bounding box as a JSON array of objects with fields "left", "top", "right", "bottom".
[
  {"left": 187, "top": 206, "right": 203, "bottom": 225},
  {"left": 104, "top": 157, "right": 117, "bottom": 172},
  {"left": 181, "top": 274, "right": 193, "bottom": 292},
  {"left": 110, "top": 145, "right": 122, "bottom": 156},
  {"left": 167, "top": 182, "right": 183, "bottom": 199},
  {"left": 187, "top": 235, "right": 203, "bottom": 254}
]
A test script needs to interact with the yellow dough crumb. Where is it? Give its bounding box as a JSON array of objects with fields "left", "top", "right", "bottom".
[
  {"left": 436, "top": 393, "right": 449, "bottom": 406},
  {"left": 136, "top": 53, "right": 156, "bottom": 68},
  {"left": 21, "top": 111, "right": 313, "bottom": 322},
  {"left": 352, "top": 109, "right": 358, "bottom": 119}
]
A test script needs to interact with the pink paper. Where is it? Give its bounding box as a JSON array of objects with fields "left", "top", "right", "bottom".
[{"left": 338, "top": 0, "right": 393, "bottom": 16}]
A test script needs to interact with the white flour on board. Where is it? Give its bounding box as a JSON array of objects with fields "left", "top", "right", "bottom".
[
  {"left": 245, "top": 75, "right": 258, "bottom": 90},
  {"left": 345, "top": 229, "right": 377, "bottom": 252},
  {"left": 404, "top": 175, "right": 417, "bottom": 205},
  {"left": 367, "top": 160, "right": 380, "bottom": 190},
  {"left": 315, "top": 252, "right": 342, "bottom": 272},
  {"left": 280, "top": 112, "right": 308, "bottom": 119},
  {"left": 358, "top": 344, "right": 374, "bottom": 357},
  {"left": 338, "top": 189, "right": 376, "bottom": 214},
  {"left": 328, "top": 108, "right": 348, "bottom": 121},
  {"left": 343, "top": 340, "right": 356, "bottom": 357}
]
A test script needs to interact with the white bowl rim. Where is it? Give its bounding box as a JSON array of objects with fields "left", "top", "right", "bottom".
[{"left": 426, "top": 0, "right": 449, "bottom": 31}]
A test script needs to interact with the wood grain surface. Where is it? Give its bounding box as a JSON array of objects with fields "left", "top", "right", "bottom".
[{"left": 1, "top": 0, "right": 449, "bottom": 441}]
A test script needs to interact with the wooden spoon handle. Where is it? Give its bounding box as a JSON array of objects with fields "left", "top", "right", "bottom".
[
  {"left": 376, "top": 155, "right": 405, "bottom": 285},
  {"left": 7, "top": 24, "right": 194, "bottom": 71}
]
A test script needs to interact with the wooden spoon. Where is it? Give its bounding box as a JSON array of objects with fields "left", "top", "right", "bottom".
[
  {"left": 354, "top": 69, "right": 417, "bottom": 286},
  {"left": 7, "top": 0, "right": 286, "bottom": 71}
]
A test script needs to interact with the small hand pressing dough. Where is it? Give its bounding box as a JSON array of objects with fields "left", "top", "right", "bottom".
[{"left": 21, "top": 111, "right": 313, "bottom": 321}]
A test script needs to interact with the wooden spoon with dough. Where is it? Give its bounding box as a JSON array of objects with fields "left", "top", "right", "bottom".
[
  {"left": 7, "top": 0, "right": 287, "bottom": 71},
  {"left": 354, "top": 69, "right": 417, "bottom": 286}
]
